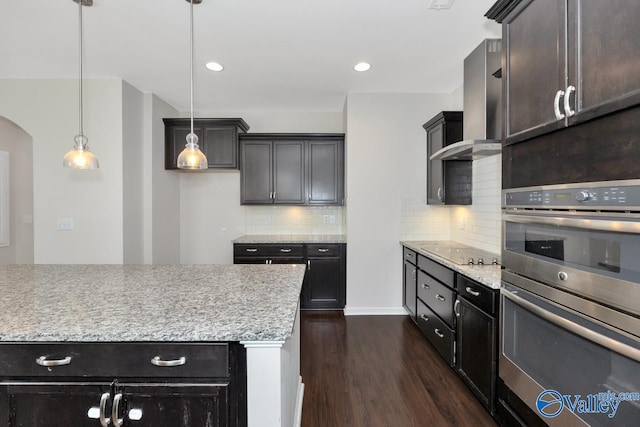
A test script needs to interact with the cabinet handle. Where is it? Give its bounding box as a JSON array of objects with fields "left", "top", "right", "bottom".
[
  {"left": 280, "top": 248, "right": 292, "bottom": 253},
  {"left": 406, "top": 253, "right": 412, "bottom": 259},
  {"left": 99, "top": 392, "right": 111, "bottom": 427},
  {"left": 318, "top": 248, "right": 330, "bottom": 253},
  {"left": 437, "top": 187, "right": 443, "bottom": 202},
  {"left": 245, "top": 248, "right": 258, "bottom": 253},
  {"left": 564, "top": 85, "right": 576, "bottom": 117},
  {"left": 128, "top": 408, "right": 143, "bottom": 421},
  {"left": 412, "top": 270, "right": 416, "bottom": 279},
  {"left": 420, "top": 314, "right": 429, "bottom": 322},
  {"left": 421, "top": 283, "right": 430, "bottom": 290},
  {"left": 465, "top": 287, "right": 481, "bottom": 297},
  {"left": 307, "top": 260, "right": 311, "bottom": 271},
  {"left": 554, "top": 89, "right": 566, "bottom": 120},
  {"left": 112, "top": 393, "right": 123, "bottom": 427},
  {"left": 150, "top": 356, "right": 187, "bottom": 367},
  {"left": 434, "top": 329, "right": 445, "bottom": 339},
  {"left": 435, "top": 294, "right": 446, "bottom": 302},
  {"left": 36, "top": 355, "right": 71, "bottom": 367},
  {"left": 454, "top": 299, "right": 461, "bottom": 317}
]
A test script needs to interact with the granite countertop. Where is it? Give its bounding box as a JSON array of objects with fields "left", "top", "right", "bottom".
[
  {"left": 234, "top": 234, "right": 346, "bottom": 244},
  {"left": 0, "top": 264, "right": 305, "bottom": 343},
  {"left": 401, "top": 241, "right": 501, "bottom": 289}
]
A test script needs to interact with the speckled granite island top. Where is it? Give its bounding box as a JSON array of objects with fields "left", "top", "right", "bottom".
[
  {"left": 0, "top": 264, "right": 305, "bottom": 342},
  {"left": 401, "top": 241, "right": 502, "bottom": 289},
  {"left": 234, "top": 234, "right": 346, "bottom": 244}
]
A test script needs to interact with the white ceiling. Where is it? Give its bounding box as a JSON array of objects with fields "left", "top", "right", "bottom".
[{"left": 0, "top": 0, "right": 501, "bottom": 112}]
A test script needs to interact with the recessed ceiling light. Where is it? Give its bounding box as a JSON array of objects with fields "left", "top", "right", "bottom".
[
  {"left": 354, "top": 62, "right": 371, "bottom": 72},
  {"left": 205, "top": 62, "right": 224, "bottom": 72},
  {"left": 428, "top": 0, "right": 455, "bottom": 10}
]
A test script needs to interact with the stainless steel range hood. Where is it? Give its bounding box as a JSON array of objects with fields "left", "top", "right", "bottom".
[{"left": 431, "top": 39, "right": 502, "bottom": 161}]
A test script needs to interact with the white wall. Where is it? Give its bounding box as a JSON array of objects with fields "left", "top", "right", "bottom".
[
  {"left": 179, "top": 111, "right": 344, "bottom": 264},
  {"left": 0, "top": 79, "right": 124, "bottom": 263},
  {"left": 146, "top": 94, "right": 181, "bottom": 264},
  {"left": 0, "top": 118, "right": 34, "bottom": 264},
  {"left": 344, "top": 92, "right": 459, "bottom": 314}
]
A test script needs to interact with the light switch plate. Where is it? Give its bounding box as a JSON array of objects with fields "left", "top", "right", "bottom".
[{"left": 57, "top": 218, "right": 74, "bottom": 231}]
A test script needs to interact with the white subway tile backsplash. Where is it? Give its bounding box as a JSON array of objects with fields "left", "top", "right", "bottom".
[{"left": 246, "top": 206, "right": 345, "bottom": 235}]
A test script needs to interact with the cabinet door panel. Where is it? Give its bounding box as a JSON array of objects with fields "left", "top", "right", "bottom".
[
  {"left": 203, "top": 127, "right": 236, "bottom": 168},
  {"left": 403, "top": 260, "right": 417, "bottom": 319},
  {"left": 571, "top": 0, "right": 640, "bottom": 123},
  {"left": 273, "top": 141, "right": 305, "bottom": 204},
  {"left": 307, "top": 140, "right": 343, "bottom": 205},
  {"left": 241, "top": 141, "right": 272, "bottom": 204},
  {"left": 505, "top": 0, "right": 567, "bottom": 141},
  {"left": 2, "top": 383, "right": 111, "bottom": 427},
  {"left": 303, "top": 258, "right": 344, "bottom": 309},
  {"left": 426, "top": 123, "right": 444, "bottom": 205}
]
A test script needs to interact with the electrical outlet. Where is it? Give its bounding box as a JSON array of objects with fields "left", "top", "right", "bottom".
[
  {"left": 329, "top": 215, "right": 336, "bottom": 224},
  {"left": 323, "top": 215, "right": 329, "bottom": 224},
  {"left": 57, "top": 218, "right": 74, "bottom": 231},
  {"left": 459, "top": 217, "right": 465, "bottom": 230},
  {"left": 220, "top": 227, "right": 228, "bottom": 236}
]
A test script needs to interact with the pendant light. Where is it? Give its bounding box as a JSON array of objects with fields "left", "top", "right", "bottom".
[
  {"left": 176, "top": 0, "right": 208, "bottom": 170},
  {"left": 63, "top": 0, "right": 99, "bottom": 169}
]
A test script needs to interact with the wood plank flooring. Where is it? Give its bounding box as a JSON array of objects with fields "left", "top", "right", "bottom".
[{"left": 300, "top": 311, "right": 497, "bottom": 427}]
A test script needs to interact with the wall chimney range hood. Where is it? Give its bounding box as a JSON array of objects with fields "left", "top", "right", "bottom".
[{"left": 430, "top": 39, "right": 502, "bottom": 161}]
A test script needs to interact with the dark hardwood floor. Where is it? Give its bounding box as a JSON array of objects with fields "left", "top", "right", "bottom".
[{"left": 300, "top": 311, "right": 497, "bottom": 427}]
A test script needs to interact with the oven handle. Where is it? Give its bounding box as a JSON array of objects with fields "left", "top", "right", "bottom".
[
  {"left": 502, "top": 287, "right": 640, "bottom": 363},
  {"left": 503, "top": 213, "right": 640, "bottom": 234}
]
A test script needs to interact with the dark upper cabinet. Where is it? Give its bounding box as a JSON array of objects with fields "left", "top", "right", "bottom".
[
  {"left": 488, "top": 0, "right": 640, "bottom": 144},
  {"left": 164, "top": 118, "right": 249, "bottom": 170},
  {"left": 240, "top": 134, "right": 345, "bottom": 206},
  {"left": 424, "top": 111, "right": 470, "bottom": 205}
]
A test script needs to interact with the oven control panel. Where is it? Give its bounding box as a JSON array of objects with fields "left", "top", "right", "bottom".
[{"left": 503, "top": 181, "right": 640, "bottom": 210}]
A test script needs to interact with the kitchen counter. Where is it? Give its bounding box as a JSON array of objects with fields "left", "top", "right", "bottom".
[
  {"left": 234, "top": 234, "right": 346, "bottom": 244},
  {"left": 0, "top": 264, "right": 305, "bottom": 342},
  {"left": 401, "top": 241, "right": 501, "bottom": 289}
]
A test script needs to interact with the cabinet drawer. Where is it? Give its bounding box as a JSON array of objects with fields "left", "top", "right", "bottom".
[
  {"left": 457, "top": 275, "right": 497, "bottom": 315},
  {"left": 416, "top": 299, "right": 455, "bottom": 367},
  {"left": 234, "top": 244, "right": 304, "bottom": 258},
  {"left": 417, "top": 270, "right": 455, "bottom": 328},
  {"left": 403, "top": 247, "right": 417, "bottom": 265},
  {"left": 0, "top": 343, "right": 231, "bottom": 379},
  {"left": 307, "top": 244, "right": 341, "bottom": 257},
  {"left": 417, "top": 255, "right": 454, "bottom": 287}
]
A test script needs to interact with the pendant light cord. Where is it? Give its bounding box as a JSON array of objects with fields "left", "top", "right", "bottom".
[
  {"left": 190, "top": 0, "right": 194, "bottom": 137},
  {"left": 78, "top": 0, "right": 84, "bottom": 139}
]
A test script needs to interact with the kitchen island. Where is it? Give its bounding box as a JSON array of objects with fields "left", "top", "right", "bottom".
[{"left": 0, "top": 264, "right": 306, "bottom": 427}]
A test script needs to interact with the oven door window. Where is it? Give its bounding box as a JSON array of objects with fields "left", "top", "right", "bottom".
[
  {"left": 502, "top": 287, "right": 640, "bottom": 426},
  {"left": 504, "top": 220, "right": 639, "bottom": 282}
]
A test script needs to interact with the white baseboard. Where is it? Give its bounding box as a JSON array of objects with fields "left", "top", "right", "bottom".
[
  {"left": 343, "top": 307, "right": 409, "bottom": 316},
  {"left": 294, "top": 376, "right": 304, "bottom": 427}
]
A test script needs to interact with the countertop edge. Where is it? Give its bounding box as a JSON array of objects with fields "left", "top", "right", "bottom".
[{"left": 234, "top": 234, "right": 346, "bottom": 244}]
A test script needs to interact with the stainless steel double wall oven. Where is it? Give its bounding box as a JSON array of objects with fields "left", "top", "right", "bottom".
[{"left": 500, "top": 180, "right": 640, "bottom": 426}]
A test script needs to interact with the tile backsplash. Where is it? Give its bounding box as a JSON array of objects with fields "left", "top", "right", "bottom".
[{"left": 246, "top": 206, "right": 345, "bottom": 235}]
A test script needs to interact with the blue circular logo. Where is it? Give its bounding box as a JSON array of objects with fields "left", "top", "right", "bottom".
[{"left": 536, "top": 389, "right": 564, "bottom": 418}]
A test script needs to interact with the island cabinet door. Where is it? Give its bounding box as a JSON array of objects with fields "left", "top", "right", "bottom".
[
  {"left": 115, "top": 383, "right": 234, "bottom": 427},
  {"left": 0, "top": 382, "right": 112, "bottom": 426}
]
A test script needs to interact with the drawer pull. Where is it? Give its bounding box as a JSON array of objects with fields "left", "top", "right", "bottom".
[
  {"left": 151, "top": 356, "right": 186, "bottom": 367},
  {"left": 245, "top": 248, "right": 258, "bottom": 252},
  {"left": 406, "top": 253, "right": 412, "bottom": 259},
  {"left": 465, "top": 287, "right": 481, "bottom": 297},
  {"left": 318, "top": 248, "right": 330, "bottom": 253},
  {"left": 434, "top": 329, "right": 445, "bottom": 339},
  {"left": 454, "top": 299, "right": 461, "bottom": 317},
  {"left": 99, "top": 392, "right": 111, "bottom": 427},
  {"left": 128, "top": 408, "right": 143, "bottom": 421},
  {"left": 435, "top": 294, "right": 446, "bottom": 302},
  {"left": 420, "top": 314, "right": 429, "bottom": 322},
  {"left": 280, "top": 248, "right": 292, "bottom": 253},
  {"left": 421, "top": 283, "right": 430, "bottom": 290},
  {"left": 36, "top": 355, "right": 72, "bottom": 367},
  {"left": 112, "top": 393, "right": 123, "bottom": 427}
]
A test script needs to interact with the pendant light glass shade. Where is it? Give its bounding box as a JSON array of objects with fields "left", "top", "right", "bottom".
[
  {"left": 177, "top": 0, "right": 208, "bottom": 170},
  {"left": 177, "top": 133, "right": 207, "bottom": 169},
  {"left": 64, "top": 0, "right": 99, "bottom": 169}
]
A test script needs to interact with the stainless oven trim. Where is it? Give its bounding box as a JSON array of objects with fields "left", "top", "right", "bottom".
[
  {"left": 502, "top": 286, "right": 640, "bottom": 363},
  {"left": 504, "top": 212, "right": 640, "bottom": 233},
  {"left": 502, "top": 270, "right": 640, "bottom": 341},
  {"left": 502, "top": 218, "right": 640, "bottom": 318}
]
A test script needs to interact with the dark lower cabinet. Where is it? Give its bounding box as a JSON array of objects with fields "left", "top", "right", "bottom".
[
  {"left": 456, "top": 276, "right": 499, "bottom": 415},
  {"left": 234, "top": 243, "right": 346, "bottom": 310},
  {"left": 0, "top": 343, "right": 246, "bottom": 427},
  {"left": 403, "top": 260, "right": 417, "bottom": 320}
]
